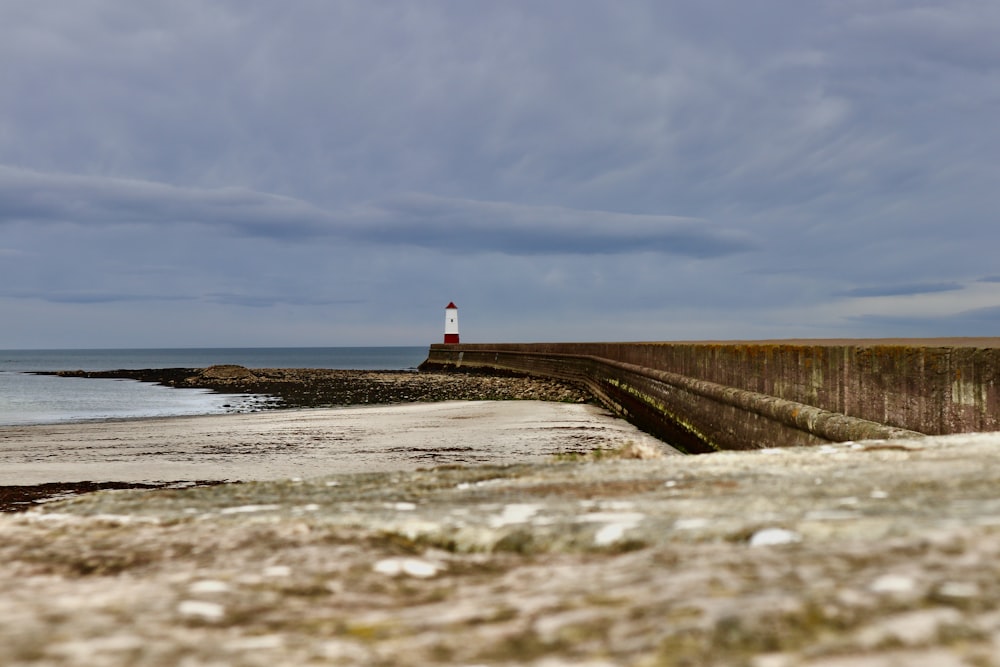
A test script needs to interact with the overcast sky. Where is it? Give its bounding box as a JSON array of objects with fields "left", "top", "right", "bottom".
[{"left": 2, "top": 1, "right": 999, "bottom": 348}]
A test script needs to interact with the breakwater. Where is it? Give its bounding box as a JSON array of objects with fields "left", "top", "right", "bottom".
[{"left": 420, "top": 339, "right": 1000, "bottom": 452}]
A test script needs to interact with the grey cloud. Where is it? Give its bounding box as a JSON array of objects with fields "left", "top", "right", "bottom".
[
  {"left": 0, "top": 167, "right": 750, "bottom": 258},
  {"left": 847, "top": 3, "right": 1000, "bottom": 73},
  {"left": 2, "top": 2, "right": 999, "bottom": 346},
  {"left": 3, "top": 286, "right": 361, "bottom": 309},
  {"left": 0, "top": 289, "right": 194, "bottom": 305},
  {"left": 849, "top": 304, "right": 1000, "bottom": 337},
  {"left": 961, "top": 305, "right": 1000, "bottom": 323},
  {"left": 204, "top": 293, "right": 366, "bottom": 309},
  {"left": 838, "top": 283, "right": 964, "bottom": 298},
  {"left": 0, "top": 166, "right": 330, "bottom": 238},
  {"left": 344, "top": 194, "right": 754, "bottom": 257}
]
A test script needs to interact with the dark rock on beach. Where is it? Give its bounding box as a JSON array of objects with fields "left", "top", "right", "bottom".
[
  {"left": 0, "top": 481, "right": 226, "bottom": 513},
  {"left": 41, "top": 365, "right": 591, "bottom": 408}
]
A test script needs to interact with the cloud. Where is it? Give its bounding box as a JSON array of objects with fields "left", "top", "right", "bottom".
[
  {"left": 342, "top": 194, "right": 754, "bottom": 257},
  {"left": 837, "top": 282, "right": 964, "bottom": 298},
  {"left": 0, "top": 289, "right": 194, "bottom": 305},
  {"left": 0, "top": 166, "right": 330, "bottom": 239},
  {"left": 1, "top": 2, "right": 1000, "bottom": 347},
  {"left": 849, "top": 304, "right": 1000, "bottom": 337},
  {"left": 203, "top": 293, "right": 366, "bottom": 309},
  {"left": 0, "top": 167, "right": 751, "bottom": 258}
]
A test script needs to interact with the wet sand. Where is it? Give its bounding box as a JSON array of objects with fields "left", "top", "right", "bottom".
[{"left": 0, "top": 400, "right": 670, "bottom": 489}]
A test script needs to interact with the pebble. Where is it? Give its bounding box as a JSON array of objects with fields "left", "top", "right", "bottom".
[
  {"left": 490, "top": 503, "right": 541, "bottom": 527},
  {"left": 223, "top": 635, "right": 285, "bottom": 651},
  {"left": 372, "top": 557, "right": 442, "bottom": 578},
  {"left": 219, "top": 504, "right": 282, "bottom": 515},
  {"left": 869, "top": 574, "right": 917, "bottom": 595},
  {"left": 189, "top": 580, "right": 231, "bottom": 594},
  {"left": 177, "top": 600, "right": 226, "bottom": 622},
  {"left": 389, "top": 502, "right": 417, "bottom": 511},
  {"left": 749, "top": 528, "right": 802, "bottom": 547},
  {"left": 593, "top": 521, "right": 634, "bottom": 546},
  {"left": 935, "top": 581, "right": 980, "bottom": 600}
]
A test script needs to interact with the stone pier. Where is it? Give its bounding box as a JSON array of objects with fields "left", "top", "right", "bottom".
[{"left": 421, "top": 338, "right": 1000, "bottom": 453}]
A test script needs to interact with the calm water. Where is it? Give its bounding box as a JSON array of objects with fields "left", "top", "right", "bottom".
[{"left": 0, "top": 347, "right": 428, "bottom": 426}]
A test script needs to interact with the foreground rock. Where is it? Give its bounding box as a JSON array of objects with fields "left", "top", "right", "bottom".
[
  {"left": 44, "top": 366, "right": 590, "bottom": 408},
  {"left": 3, "top": 431, "right": 1000, "bottom": 665}
]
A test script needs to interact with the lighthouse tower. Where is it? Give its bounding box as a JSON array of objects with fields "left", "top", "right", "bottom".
[{"left": 443, "top": 302, "right": 460, "bottom": 344}]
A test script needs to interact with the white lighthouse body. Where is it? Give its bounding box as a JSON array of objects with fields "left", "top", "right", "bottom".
[{"left": 444, "top": 302, "right": 460, "bottom": 344}]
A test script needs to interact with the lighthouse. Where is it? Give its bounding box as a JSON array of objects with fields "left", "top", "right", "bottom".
[{"left": 443, "top": 302, "right": 460, "bottom": 344}]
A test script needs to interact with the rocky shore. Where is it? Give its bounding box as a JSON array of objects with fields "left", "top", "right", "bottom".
[
  {"left": 0, "top": 365, "right": 589, "bottom": 512},
  {"left": 42, "top": 365, "right": 590, "bottom": 408},
  {"left": 5, "top": 368, "right": 591, "bottom": 512}
]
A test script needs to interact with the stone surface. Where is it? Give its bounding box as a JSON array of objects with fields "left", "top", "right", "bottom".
[
  {"left": 4, "top": 429, "right": 1000, "bottom": 665},
  {"left": 423, "top": 339, "right": 1000, "bottom": 446}
]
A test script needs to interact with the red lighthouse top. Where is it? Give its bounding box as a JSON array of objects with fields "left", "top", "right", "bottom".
[{"left": 446, "top": 302, "right": 457, "bottom": 309}]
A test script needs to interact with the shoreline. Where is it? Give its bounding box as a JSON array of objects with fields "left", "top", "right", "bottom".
[
  {"left": 0, "top": 368, "right": 662, "bottom": 510},
  {"left": 1, "top": 366, "right": 597, "bottom": 511},
  {"left": 35, "top": 365, "right": 590, "bottom": 409}
]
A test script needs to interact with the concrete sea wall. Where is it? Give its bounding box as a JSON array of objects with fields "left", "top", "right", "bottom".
[{"left": 421, "top": 339, "right": 1000, "bottom": 453}]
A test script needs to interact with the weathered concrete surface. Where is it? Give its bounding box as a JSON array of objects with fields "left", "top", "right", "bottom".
[
  {"left": 4, "top": 430, "right": 1000, "bottom": 666},
  {"left": 422, "top": 339, "right": 1000, "bottom": 451}
]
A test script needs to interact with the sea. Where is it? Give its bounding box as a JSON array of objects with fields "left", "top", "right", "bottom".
[{"left": 0, "top": 347, "right": 428, "bottom": 427}]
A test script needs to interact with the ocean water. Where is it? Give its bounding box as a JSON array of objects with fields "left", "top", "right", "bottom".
[{"left": 0, "top": 347, "right": 428, "bottom": 426}]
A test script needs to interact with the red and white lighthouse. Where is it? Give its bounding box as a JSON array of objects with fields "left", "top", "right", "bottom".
[{"left": 443, "top": 302, "right": 460, "bottom": 344}]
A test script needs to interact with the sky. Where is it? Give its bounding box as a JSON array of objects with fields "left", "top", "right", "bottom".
[{"left": 2, "top": 1, "right": 999, "bottom": 348}]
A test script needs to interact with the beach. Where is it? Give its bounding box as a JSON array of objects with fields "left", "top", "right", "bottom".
[
  {"left": 0, "top": 366, "right": 604, "bottom": 509},
  {"left": 0, "top": 400, "right": 667, "bottom": 488}
]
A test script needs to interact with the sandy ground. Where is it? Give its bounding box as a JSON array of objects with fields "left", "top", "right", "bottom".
[{"left": 0, "top": 401, "right": 673, "bottom": 486}]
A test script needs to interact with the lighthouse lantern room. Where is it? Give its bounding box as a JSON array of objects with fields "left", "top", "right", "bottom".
[{"left": 444, "top": 302, "right": 460, "bottom": 344}]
